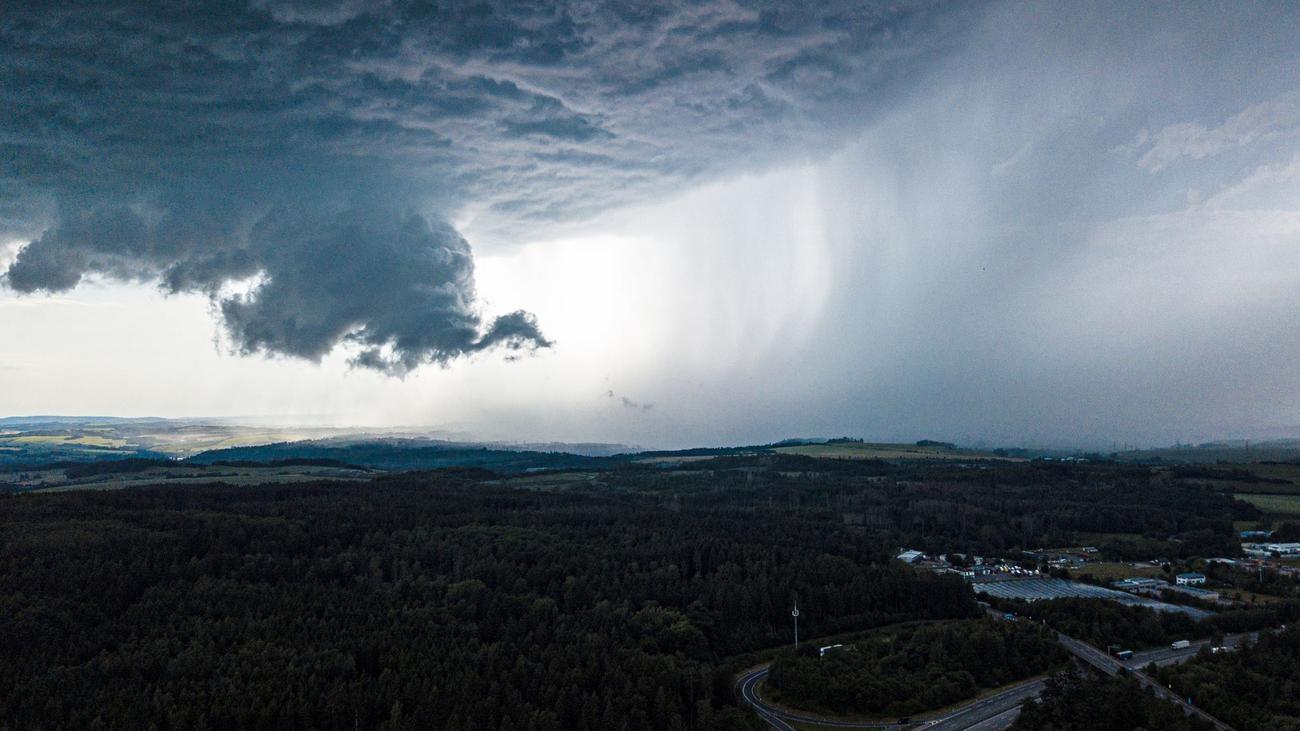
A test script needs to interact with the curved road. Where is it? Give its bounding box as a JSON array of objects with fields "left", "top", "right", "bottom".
[
  {"left": 737, "top": 629, "right": 1252, "bottom": 730},
  {"left": 738, "top": 665, "right": 1041, "bottom": 730}
]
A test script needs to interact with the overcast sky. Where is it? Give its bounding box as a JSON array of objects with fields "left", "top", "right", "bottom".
[{"left": 2, "top": 1, "right": 1299, "bottom": 449}]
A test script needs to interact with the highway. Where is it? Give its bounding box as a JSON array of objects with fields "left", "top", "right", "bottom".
[
  {"left": 1121, "top": 632, "right": 1254, "bottom": 669},
  {"left": 922, "top": 680, "right": 1042, "bottom": 731},
  {"left": 737, "top": 629, "right": 1253, "bottom": 731},
  {"left": 1053, "top": 633, "right": 1234, "bottom": 731},
  {"left": 954, "top": 707, "right": 1020, "bottom": 731},
  {"left": 738, "top": 665, "right": 1042, "bottom": 730}
]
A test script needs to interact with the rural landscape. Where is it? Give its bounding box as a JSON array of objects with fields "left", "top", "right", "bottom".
[
  {"left": 5, "top": 1, "right": 1300, "bottom": 729},
  {"left": 5, "top": 422, "right": 1300, "bottom": 729}
]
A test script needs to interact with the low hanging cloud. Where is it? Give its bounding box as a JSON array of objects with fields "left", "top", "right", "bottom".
[
  {"left": 221, "top": 207, "right": 550, "bottom": 373},
  {"left": 0, "top": 1, "right": 965, "bottom": 372},
  {"left": 4, "top": 200, "right": 549, "bottom": 374}
]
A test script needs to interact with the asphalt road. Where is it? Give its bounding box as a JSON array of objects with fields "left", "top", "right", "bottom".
[
  {"left": 737, "top": 666, "right": 896, "bottom": 729},
  {"left": 1122, "top": 632, "right": 1255, "bottom": 669},
  {"left": 737, "top": 666, "right": 1043, "bottom": 731},
  {"left": 955, "top": 707, "right": 1021, "bottom": 731},
  {"left": 923, "top": 680, "right": 1043, "bottom": 731},
  {"left": 1054, "top": 633, "right": 1235, "bottom": 731},
  {"left": 740, "top": 607, "right": 1252, "bottom": 731}
]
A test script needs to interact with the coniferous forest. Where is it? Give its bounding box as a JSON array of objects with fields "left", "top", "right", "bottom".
[
  {"left": 0, "top": 454, "right": 1286, "bottom": 729},
  {"left": 766, "top": 618, "right": 1065, "bottom": 716},
  {"left": 1009, "top": 672, "right": 1214, "bottom": 731},
  {"left": 0, "top": 469, "right": 975, "bottom": 730},
  {"left": 1155, "top": 625, "right": 1300, "bottom": 731}
]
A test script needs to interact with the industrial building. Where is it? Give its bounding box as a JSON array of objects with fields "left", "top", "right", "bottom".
[
  {"left": 1112, "top": 577, "right": 1165, "bottom": 591},
  {"left": 1242, "top": 542, "right": 1300, "bottom": 558},
  {"left": 896, "top": 549, "right": 925, "bottom": 564},
  {"left": 1164, "top": 584, "right": 1220, "bottom": 602}
]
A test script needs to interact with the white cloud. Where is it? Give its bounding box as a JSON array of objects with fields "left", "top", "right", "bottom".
[
  {"left": 0, "top": 240, "right": 21, "bottom": 271},
  {"left": 1203, "top": 153, "right": 1300, "bottom": 210},
  {"left": 1135, "top": 90, "right": 1300, "bottom": 172}
]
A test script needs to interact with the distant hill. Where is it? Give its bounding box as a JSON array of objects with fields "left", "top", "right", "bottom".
[
  {"left": 773, "top": 440, "right": 1014, "bottom": 462},
  {"left": 186, "top": 439, "right": 619, "bottom": 474},
  {"left": 2, "top": 416, "right": 1034, "bottom": 477},
  {"left": 0, "top": 416, "right": 636, "bottom": 471},
  {"left": 1114, "top": 440, "right": 1300, "bottom": 464}
]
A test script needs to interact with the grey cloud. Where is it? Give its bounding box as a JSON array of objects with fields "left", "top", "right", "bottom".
[
  {"left": 251, "top": 0, "right": 383, "bottom": 26},
  {"left": 607, "top": 390, "right": 653, "bottom": 412},
  {"left": 0, "top": 1, "right": 973, "bottom": 371},
  {"left": 7, "top": 208, "right": 154, "bottom": 291},
  {"left": 7, "top": 199, "right": 548, "bottom": 374},
  {"left": 503, "top": 116, "right": 611, "bottom": 142},
  {"left": 221, "top": 206, "right": 548, "bottom": 373}
]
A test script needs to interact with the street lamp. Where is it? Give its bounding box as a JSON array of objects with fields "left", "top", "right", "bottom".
[{"left": 792, "top": 603, "right": 800, "bottom": 648}]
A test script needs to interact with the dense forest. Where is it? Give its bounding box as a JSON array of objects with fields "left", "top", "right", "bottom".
[
  {"left": 0, "top": 472, "right": 975, "bottom": 730},
  {"left": 1156, "top": 625, "right": 1300, "bottom": 731},
  {"left": 1010, "top": 671, "right": 1214, "bottom": 731},
  {"left": 0, "top": 454, "right": 1277, "bottom": 729},
  {"left": 765, "top": 618, "right": 1066, "bottom": 716},
  {"left": 4, "top": 451, "right": 1258, "bottom": 560},
  {"left": 591, "top": 455, "right": 1255, "bottom": 560}
]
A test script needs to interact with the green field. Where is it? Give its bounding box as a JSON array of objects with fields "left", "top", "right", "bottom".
[
  {"left": 0, "top": 464, "right": 375, "bottom": 493},
  {"left": 1068, "top": 561, "right": 1165, "bottom": 582},
  {"left": 774, "top": 442, "right": 1012, "bottom": 461},
  {"left": 1248, "top": 463, "right": 1300, "bottom": 484},
  {"left": 7, "top": 434, "right": 127, "bottom": 448},
  {"left": 1236, "top": 493, "right": 1300, "bottom": 515}
]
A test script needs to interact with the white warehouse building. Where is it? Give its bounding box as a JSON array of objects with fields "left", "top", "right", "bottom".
[{"left": 1243, "top": 542, "right": 1300, "bottom": 558}]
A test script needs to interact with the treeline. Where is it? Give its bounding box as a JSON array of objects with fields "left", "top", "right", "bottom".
[
  {"left": 34, "top": 450, "right": 1258, "bottom": 564},
  {"left": 0, "top": 474, "right": 976, "bottom": 730},
  {"left": 185, "top": 441, "right": 613, "bottom": 473},
  {"left": 1169, "top": 465, "right": 1289, "bottom": 484},
  {"left": 1156, "top": 625, "right": 1300, "bottom": 731},
  {"left": 1010, "top": 671, "right": 1214, "bottom": 731},
  {"left": 627, "top": 455, "right": 1254, "bottom": 560},
  {"left": 995, "top": 597, "right": 1300, "bottom": 650},
  {"left": 62, "top": 457, "right": 175, "bottom": 477},
  {"left": 765, "top": 618, "right": 1065, "bottom": 716}
]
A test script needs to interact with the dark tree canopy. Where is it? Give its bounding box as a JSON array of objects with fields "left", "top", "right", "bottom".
[{"left": 766, "top": 618, "right": 1065, "bottom": 716}]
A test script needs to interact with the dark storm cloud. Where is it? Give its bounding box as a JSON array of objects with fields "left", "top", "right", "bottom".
[
  {"left": 220, "top": 207, "right": 550, "bottom": 373},
  {"left": 0, "top": 0, "right": 967, "bottom": 371}
]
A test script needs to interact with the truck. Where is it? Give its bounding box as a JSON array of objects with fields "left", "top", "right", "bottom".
[
  {"left": 818, "top": 644, "right": 844, "bottom": 657},
  {"left": 1170, "top": 639, "right": 1191, "bottom": 650}
]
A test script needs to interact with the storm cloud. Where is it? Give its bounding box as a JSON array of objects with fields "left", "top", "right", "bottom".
[
  {"left": 0, "top": 0, "right": 963, "bottom": 371},
  {"left": 4, "top": 1, "right": 1299, "bottom": 448}
]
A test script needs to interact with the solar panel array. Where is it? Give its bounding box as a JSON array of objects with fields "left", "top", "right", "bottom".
[{"left": 973, "top": 578, "right": 1212, "bottom": 619}]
